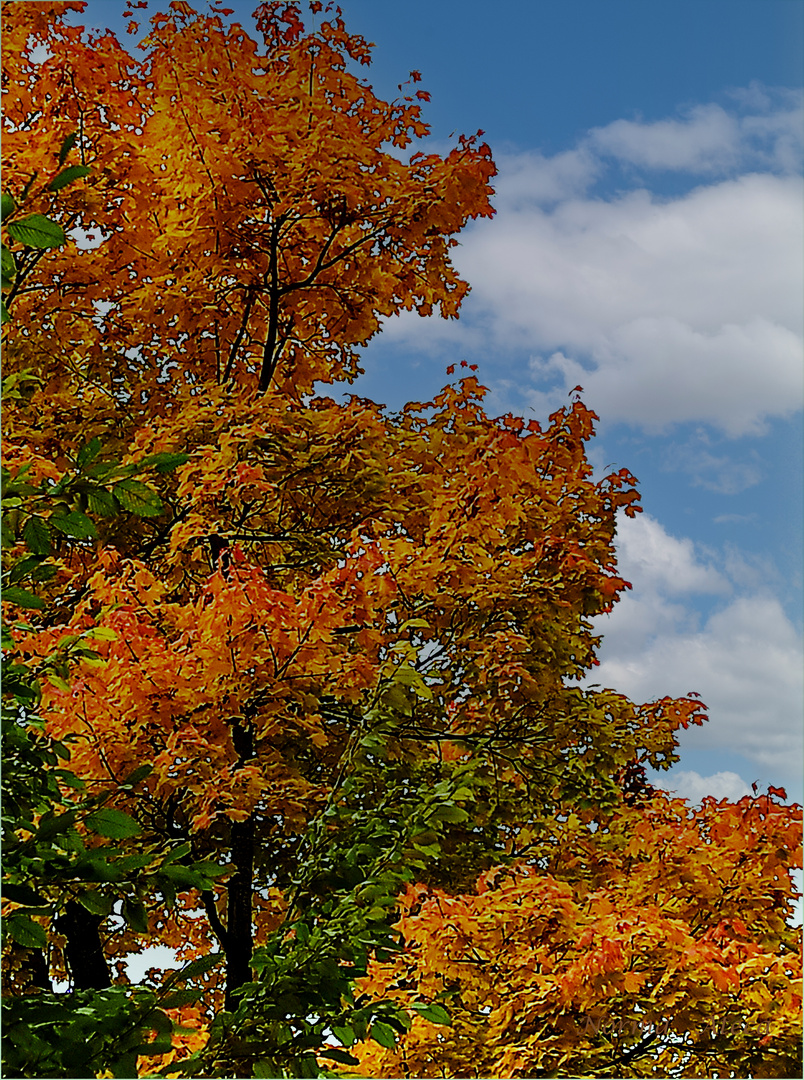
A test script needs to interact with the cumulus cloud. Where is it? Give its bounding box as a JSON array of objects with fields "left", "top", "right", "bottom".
[
  {"left": 479, "top": 172, "right": 803, "bottom": 435},
  {"left": 590, "top": 515, "right": 803, "bottom": 780},
  {"left": 588, "top": 86, "right": 803, "bottom": 175},
  {"left": 490, "top": 147, "right": 599, "bottom": 207},
  {"left": 378, "top": 88, "right": 803, "bottom": 436},
  {"left": 613, "top": 513, "right": 728, "bottom": 597},
  {"left": 652, "top": 769, "right": 753, "bottom": 804},
  {"left": 589, "top": 104, "right": 742, "bottom": 173}
]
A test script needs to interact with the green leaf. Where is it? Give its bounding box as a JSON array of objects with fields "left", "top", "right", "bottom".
[
  {"left": 53, "top": 768, "right": 85, "bottom": 790},
  {"left": 162, "top": 843, "right": 191, "bottom": 866},
  {"left": 412, "top": 1003, "right": 451, "bottom": 1025},
  {"left": 6, "top": 915, "right": 48, "bottom": 949},
  {"left": 131, "top": 1039, "right": 174, "bottom": 1057},
  {"left": 20, "top": 171, "right": 38, "bottom": 201},
  {"left": 84, "top": 808, "right": 142, "bottom": 839},
  {"left": 141, "top": 452, "right": 190, "bottom": 473},
  {"left": 253, "top": 1060, "right": 278, "bottom": 1079},
  {"left": 111, "top": 1050, "right": 139, "bottom": 1079},
  {"left": 319, "top": 1047, "right": 360, "bottom": 1065},
  {"left": 73, "top": 853, "right": 126, "bottom": 883},
  {"left": 82, "top": 458, "right": 117, "bottom": 480},
  {"left": 2, "top": 883, "right": 49, "bottom": 908},
  {"left": 22, "top": 515, "right": 51, "bottom": 556},
  {"left": 35, "top": 809, "right": 77, "bottom": 840},
  {"left": 122, "top": 896, "right": 149, "bottom": 933},
  {"left": 58, "top": 132, "right": 78, "bottom": 166},
  {"left": 160, "top": 864, "right": 207, "bottom": 888},
  {"left": 331, "top": 1024, "right": 356, "bottom": 1047},
  {"left": 58, "top": 830, "right": 85, "bottom": 853},
  {"left": 411, "top": 841, "right": 441, "bottom": 859},
  {"left": 9, "top": 554, "right": 55, "bottom": 584},
  {"left": 2, "top": 242, "right": 17, "bottom": 280},
  {"left": 162, "top": 952, "right": 222, "bottom": 991},
  {"left": 47, "top": 165, "right": 92, "bottom": 192},
  {"left": 76, "top": 437, "right": 102, "bottom": 468},
  {"left": 49, "top": 509, "right": 97, "bottom": 539},
  {"left": 369, "top": 1020, "right": 397, "bottom": 1050},
  {"left": 78, "top": 889, "right": 114, "bottom": 916},
  {"left": 86, "top": 625, "right": 118, "bottom": 642},
  {"left": 2, "top": 586, "right": 45, "bottom": 609},
  {"left": 159, "top": 988, "right": 202, "bottom": 1009},
  {"left": 6, "top": 214, "right": 65, "bottom": 248},
  {"left": 113, "top": 479, "right": 163, "bottom": 517},
  {"left": 427, "top": 802, "right": 469, "bottom": 825},
  {"left": 7, "top": 556, "right": 40, "bottom": 583},
  {"left": 1, "top": 192, "right": 16, "bottom": 221},
  {"left": 115, "top": 853, "right": 154, "bottom": 872},
  {"left": 121, "top": 762, "right": 152, "bottom": 786},
  {"left": 86, "top": 487, "right": 119, "bottom": 517},
  {"left": 188, "top": 859, "right": 226, "bottom": 878}
]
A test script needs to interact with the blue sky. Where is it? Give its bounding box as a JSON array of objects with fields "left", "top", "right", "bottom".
[{"left": 75, "top": 1, "right": 803, "bottom": 805}]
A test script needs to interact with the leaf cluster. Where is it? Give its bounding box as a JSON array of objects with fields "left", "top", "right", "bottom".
[
  {"left": 2, "top": 954, "right": 221, "bottom": 1080},
  {"left": 2, "top": 129, "right": 90, "bottom": 324}
]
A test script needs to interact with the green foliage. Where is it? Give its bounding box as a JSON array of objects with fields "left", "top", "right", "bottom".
[
  {"left": 2, "top": 957, "right": 222, "bottom": 1080},
  {"left": 1, "top": 443, "right": 187, "bottom": 603},
  {"left": 1, "top": 280, "right": 204, "bottom": 1078}
]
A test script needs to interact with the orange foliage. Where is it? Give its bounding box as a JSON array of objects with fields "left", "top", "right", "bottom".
[{"left": 349, "top": 792, "right": 802, "bottom": 1078}]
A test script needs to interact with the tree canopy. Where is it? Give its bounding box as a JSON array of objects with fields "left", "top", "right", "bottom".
[{"left": 2, "top": 3, "right": 801, "bottom": 1078}]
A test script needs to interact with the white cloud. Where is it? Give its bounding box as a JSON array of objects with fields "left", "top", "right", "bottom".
[
  {"left": 480, "top": 171, "right": 803, "bottom": 436},
  {"left": 652, "top": 769, "right": 753, "bottom": 804},
  {"left": 490, "top": 147, "right": 599, "bottom": 207},
  {"left": 614, "top": 513, "right": 729, "bottom": 597},
  {"left": 591, "top": 516, "right": 803, "bottom": 779},
  {"left": 378, "top": 89, "right": 803, "bottom": 436},
  {"left": 588, "top": 88, "right": 803, "bottom": 175},
  {"left": 713, "top": 513, "right": 758, "bottom": 525},
  {"left": 588, "top": 514, "right": 729, "bottom": 657},
  {"left": 589, "top": 104, "right": 742, "bottom": 173},
  {"left": 526, "top": 313, "right": 802, "bottom": 437}
]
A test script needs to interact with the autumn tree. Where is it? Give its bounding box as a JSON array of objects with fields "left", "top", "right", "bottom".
[
  {"left": 2, "top": 3, "right": 801, "bottom": 1079},
  {"left": 348, "top": 790, "right": 802, "bottom": 1079}
]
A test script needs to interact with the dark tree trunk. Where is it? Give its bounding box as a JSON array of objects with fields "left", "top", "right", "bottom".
[
  {"left": 225, "top": 814, "right": 255, "bottom": 1011},
  {"left": 258, "top": 224, "right": 281, "bottom": 394},
  {"left": 224, "top": 718, "right": 255, "bottom": 1011},
  {"left": 55, "top": 899, "right": 112, "bottom": 990}
]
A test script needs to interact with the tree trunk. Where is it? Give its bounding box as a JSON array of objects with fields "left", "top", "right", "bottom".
[
  {"left": 225, "top": 717, "right": 255, "bottom": 1011},
  {"left": 55, "top": 899, "right": 112, "bottom": 990},
  {"left": 225, "top": 815, "right": 255, "bottom": 1011}
]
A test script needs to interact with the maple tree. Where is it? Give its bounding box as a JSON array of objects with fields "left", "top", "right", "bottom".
[{"left": 2, "top": 3, "right": 801, "bottom": 1079}]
